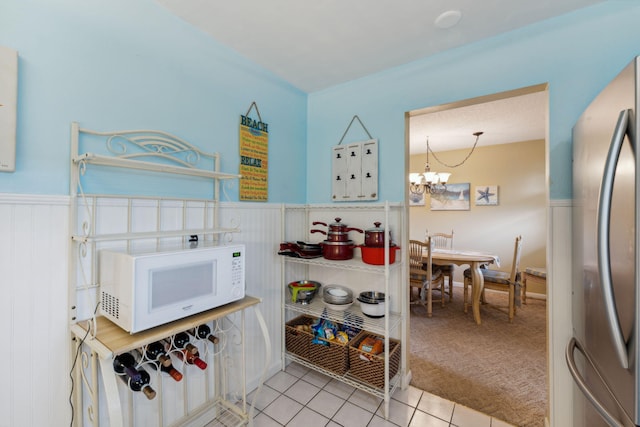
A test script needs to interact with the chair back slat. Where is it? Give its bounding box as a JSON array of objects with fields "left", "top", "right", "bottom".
[
  {"left": 510, "top": 235, "right": 523, "bottom": 283},
  {"left": 410, "top": 238, "right": 435, "bottom": 284},
  {"left": 426, "top": 229, "right": 454, "bottom": 250},
  {"left": 410, "top": 237, "right": 446, "bottom": 317},
  {"left": 409, "top": 239, "right": 430, "bottom": 273}
]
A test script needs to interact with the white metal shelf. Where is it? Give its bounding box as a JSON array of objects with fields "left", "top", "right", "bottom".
[
  {"left": 73, "top": 153, "right": 241, "bottom": 180},
  {"left": 280, "top": 202, "right": 407, "bottom": 421},
  {"left": 284, "top": 299, "right": 401, "bottom": 336},
  {"left": 71, "top": 227, "right": 240, "bottom": 243},
  {"left": 68, "top": 123, "right": 258, "bottom": 427},
  {"left": 208, "top": 399, "right": 250, "bottom": 427},
  {"left": 283, "top": 202, "right": 403, "bottom": 211},
  {"left": 283, "top": 254, "right": 401, "bottom": 274},
  {"left": 284, "top": 353, "right": 401, "bottom": 398}
]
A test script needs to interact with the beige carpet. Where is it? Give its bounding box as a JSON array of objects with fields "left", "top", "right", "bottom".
[{"left": 409, "top": 286, "right": 547, "bottom": 427}]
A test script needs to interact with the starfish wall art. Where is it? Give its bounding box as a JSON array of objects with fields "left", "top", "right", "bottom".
[{"left": 475, "top": 185, "right": 498, "bottom": 206}]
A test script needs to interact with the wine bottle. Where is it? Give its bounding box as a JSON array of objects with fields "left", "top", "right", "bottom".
[
  {"left": 144, "top": 341, "right": 172, "bottom": 368},
  {"left": 188, "top": 324, "right": 220, "bottom": 344},
  {"left": 177, "top": 349, "right": 207, "bottom": 370},
  {"left": 163, "top": 338, "right": 207, "bottom": 370},
  {"left": 133, "top": 349, "right": 183, "bottom": 382},
  {"left": 113, "top": 353, "right": 142, "bottom": 382},
  {"left": 114, "top": 352, "right": 156, "bottom": 399},
  {"left": 126, "top": 367, "right": 156, "bottom": 399},
  {"left": 162, "top": 337, "right": 207, "bottom": 370},
  {"left": 172, "top": 332, "right": 199, "bottom": 355}
]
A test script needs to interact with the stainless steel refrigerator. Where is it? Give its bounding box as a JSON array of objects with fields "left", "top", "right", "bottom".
[{"left": 568, "top": 57, "right": 639, "bottom": 427}]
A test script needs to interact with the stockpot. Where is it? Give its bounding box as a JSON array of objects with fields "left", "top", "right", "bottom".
[
  {"left": 364, "top": 222, "right": 392, "bottom": 247},
  {"left": 320, "top": 240, "right": 355, "bottom": 260}
]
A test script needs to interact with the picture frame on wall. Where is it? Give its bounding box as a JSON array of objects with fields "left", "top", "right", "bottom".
[
  {"left": 409, "top": 190, "right": 425, "bottom": 206},
  {"left": 430, "top": 182, "right": 470, "bottom": 211},
  {"left": 475, "top": 185, "right": 499, "bottom": 206}
]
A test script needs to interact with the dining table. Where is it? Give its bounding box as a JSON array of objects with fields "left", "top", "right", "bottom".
[{"left": 428, "top": 249, "right": 501, "bottom": 325}]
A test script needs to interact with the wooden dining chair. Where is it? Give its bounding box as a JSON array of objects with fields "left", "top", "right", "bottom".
[
  {"left": 426, "top": 229, "right": 454, "bottom": 301},
  {"left": 409, "top": 238, "right": 445, "bottom": 317},
  {"left": 463, "top": 235, "right": 523, "bottom": 322}
]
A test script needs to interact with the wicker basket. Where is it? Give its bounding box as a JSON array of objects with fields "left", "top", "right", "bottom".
[
  {"left": 348, "top": 332, "right": 401, "bottom": 389},
  {"left": 285, "top": 315, "right": 315, "bottom": 360},
  {"left": 308, "top": 327, "right": 358, "bottom": 375}
]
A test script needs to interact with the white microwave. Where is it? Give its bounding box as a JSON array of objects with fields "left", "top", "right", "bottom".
[{"left": 98, "top": 243, "right": 245, "bottom": 333}]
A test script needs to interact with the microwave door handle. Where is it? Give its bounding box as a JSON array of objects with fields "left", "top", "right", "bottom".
[
  {"left": 566, "top": 337, "right": 629, "bottom": 427},
  {"left": 597, "top": 109, "right": 631, "bottom": 370}
]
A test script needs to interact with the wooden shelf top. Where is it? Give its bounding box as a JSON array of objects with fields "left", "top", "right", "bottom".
[{"left": 71, "top": 295, "right": 261, "bottom": 358}]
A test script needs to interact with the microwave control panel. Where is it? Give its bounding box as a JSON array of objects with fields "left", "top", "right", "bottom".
[{"left": 231, "top": 250, "right": 245, "bottom": 291}]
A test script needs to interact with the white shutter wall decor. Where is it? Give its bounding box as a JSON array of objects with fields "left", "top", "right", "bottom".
[
  {"left": 332, "top": 115, "right": 378, "bottom": 201},
  {"left": 345, "top": 142, "right": 362, "bottom": 198},
  {"left": 361, "top": 139, "right": 378, "bottom": 199},
  {"left": 331, "top": 145, "right": 348, "bottom": 200}
]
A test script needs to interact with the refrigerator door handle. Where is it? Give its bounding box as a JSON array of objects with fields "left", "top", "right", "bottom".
[
  {"left": 597, "top": 108, "right": 632, "bottom": 370},
  {"left": 566, "top": 337, "right": 630, "bottom": 427}
]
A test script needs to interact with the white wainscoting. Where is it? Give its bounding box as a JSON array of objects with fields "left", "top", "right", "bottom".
[
  {"left": 0, "top": 194, "right": 575, "bottom": 427},
  {"left": 548, "top": 200, "right": 574, "bottom": 427},
  {"left": 0, "top": 195, "right": 287, "bottom": 427},
  {"left": 0, "top": 194, "right": 70, "bottom": 427},
  {"left": 218, "top": 202, "right": 285, "bottom": 389}
]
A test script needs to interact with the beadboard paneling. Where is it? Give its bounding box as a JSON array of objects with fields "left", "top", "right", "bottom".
[
  {"left": 219, "top": 202, "right": 285, "bottom": 387},
  {"left": 0, "top": 195, "right": 70, "bottom": 427},
  {"left": 0, "top": 194, "right": 575, "bottom": 427}
]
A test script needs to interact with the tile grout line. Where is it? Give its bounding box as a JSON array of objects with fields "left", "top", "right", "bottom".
[{"left": 249, "top": 364, "right": 511, "bottom": 427}]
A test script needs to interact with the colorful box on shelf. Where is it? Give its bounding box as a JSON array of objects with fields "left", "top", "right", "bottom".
[{"left": 349, "top": 332, "right": 401, "bottom": 389}]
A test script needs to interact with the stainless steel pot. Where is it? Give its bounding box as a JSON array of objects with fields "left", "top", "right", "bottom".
[
  {"left": 357, "top": 292, "right": 388, "bottom": 318},
  {"left": 358, "top": 291, "right": 386, "bottom": 303}
]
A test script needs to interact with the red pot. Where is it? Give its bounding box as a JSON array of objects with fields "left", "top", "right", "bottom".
[
  {"left": 320, "top": 240, "right": 355, "bottom": 260},
  {"left": 359, "top": 245, "right": 400, "bottom": 265},
  {"left": 311, "top": 229, "right": 353, "bottom": 242},
  {"left": 312, "top": 218, "right": 363, "bottom": 234},
  {"left": 364, "top": 222, "right": 392, "bottom": 247}
]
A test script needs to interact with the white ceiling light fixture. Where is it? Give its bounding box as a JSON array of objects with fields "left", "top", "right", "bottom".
[
  {"left": 434, "top": 10, "right": 462, "bottom": 29},
  {"left": 409, "top": 131, "right": 483, "bottom": 195}
]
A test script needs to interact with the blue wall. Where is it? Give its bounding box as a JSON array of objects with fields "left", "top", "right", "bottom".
[
  {"left": 0, "top": 0, "right": 307, "bottom": 202},
  {"left": 3, "top": 1, "right": 640, "bottom": 203},
  {"left": 307, "top": 0, "right": 640, "bottom": 202}
]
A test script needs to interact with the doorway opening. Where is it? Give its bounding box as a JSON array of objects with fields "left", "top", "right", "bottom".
[{"left": 405, "top": 83, "right": 549, "bottom": 427}]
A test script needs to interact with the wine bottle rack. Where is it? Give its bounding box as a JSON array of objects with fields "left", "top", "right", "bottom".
[
  {"left": 71, "top": 296, "right": 264, "bottom": 427},
  {"left": 72, "top": 297, "right": 260, "bottom": 359}
]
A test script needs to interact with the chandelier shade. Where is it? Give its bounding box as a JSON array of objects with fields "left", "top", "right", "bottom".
[{"left": 409, "top": 132, "right": 482, "bottom": 195}]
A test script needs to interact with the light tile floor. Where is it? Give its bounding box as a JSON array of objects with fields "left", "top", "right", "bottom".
[{"left": 241, "top": 362, "right": 516, "bottom": 427}]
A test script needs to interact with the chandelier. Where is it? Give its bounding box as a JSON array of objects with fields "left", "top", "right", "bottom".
[{"left": 409, "top": 131, "right": 483, "bottom": 195}]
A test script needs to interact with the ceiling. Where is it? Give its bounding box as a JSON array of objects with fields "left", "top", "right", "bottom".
[
  {"left": 155, "top": 0, "right": 600, "bottom": 153},
  {"left": 408, "top": 89, "right": 547, "bottom": 155}
]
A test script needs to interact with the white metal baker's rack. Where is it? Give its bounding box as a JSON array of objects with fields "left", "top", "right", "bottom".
[
  {"left": 67, "top": 122, "right": 269, "bottom": 427},
  {"left": 280, "top": 202, "right": 408, "bottom": 419}
]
